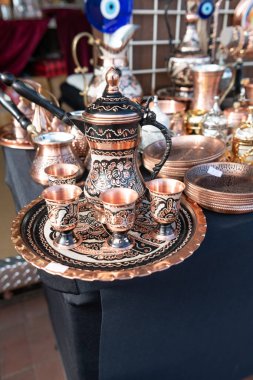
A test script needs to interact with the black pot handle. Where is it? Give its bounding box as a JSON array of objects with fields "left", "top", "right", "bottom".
[
  {"left": 140, "top": 97, "right": 172, "bottom": 179},
  {"left": 0, "top": 73, "right": 74, "bottom": 127},
  {"left": 0, "top": 89, "right": 33, "bottom": 131}
]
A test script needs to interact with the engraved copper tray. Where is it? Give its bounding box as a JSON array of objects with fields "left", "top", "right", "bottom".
[
  {"left": 0, "top": 123, "right": 34, "bottom": 150},
  {"left": 184, "top": 162, "right": 253, "bottom": 214},
  {"left": 11, "top": 196, "right": 206, "bottom": 281}
]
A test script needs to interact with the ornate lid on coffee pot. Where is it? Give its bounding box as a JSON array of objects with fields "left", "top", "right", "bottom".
[{"left": 83, "top": 67, "right": 142, "bottom": 125}]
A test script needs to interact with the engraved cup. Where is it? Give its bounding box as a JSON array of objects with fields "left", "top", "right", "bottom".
[
  {"left": 45, "top": 163, "right": 79, "bottom": 186},
  {"left": 42, "top": 184, "right": 82, "bottom": 249},
  {"left": 146, "top": 178, "right": 185, "bottom": 240},
  {"left": 100, "top": 188, "right": 139, "bottom": 250}
]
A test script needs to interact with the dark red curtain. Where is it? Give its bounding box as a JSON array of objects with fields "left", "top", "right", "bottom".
[
  {"left": 0, "top": 18, "right": 49, "bottom": 75},
  {"left": 43, "top": 9, "right": 93, "bottom": 74},
  {"left": 0, "top": 9, "right": 92, "bottom": 76}
]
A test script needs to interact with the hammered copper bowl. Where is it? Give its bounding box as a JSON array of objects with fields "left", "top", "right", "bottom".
[{"left": 184, "top": 162, "right": 253, "bottom": 214}]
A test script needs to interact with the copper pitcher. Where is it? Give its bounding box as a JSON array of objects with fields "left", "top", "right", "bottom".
[{"left": 192, "top": 64, "right": 235, "bottom": 111}]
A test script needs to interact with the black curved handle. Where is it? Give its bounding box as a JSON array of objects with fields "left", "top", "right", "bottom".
[
  {"left": 140, "top": 100, "right": 172, "bottom": 180},
  {"left": 0, "top": 73, "right": 73, "bottom": 127},
  {"left": 0, "top": 89, "right": 32, "bottom": 130}
]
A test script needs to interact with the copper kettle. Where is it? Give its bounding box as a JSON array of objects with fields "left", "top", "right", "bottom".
[{"left": 82, "top": 67, "right": 172, "bottom": 205}]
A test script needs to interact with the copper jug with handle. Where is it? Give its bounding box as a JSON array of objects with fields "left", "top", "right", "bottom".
[
  {"left": 82, "top": 67, "right": 172, "bottom": 206},
  {"left": 192, "top": 64, "right": 235, "bottom": 111}
]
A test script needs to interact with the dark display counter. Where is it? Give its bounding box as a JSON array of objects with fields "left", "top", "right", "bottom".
[{"left": 2, "top": 146, "right": 253, "bottom": 380}]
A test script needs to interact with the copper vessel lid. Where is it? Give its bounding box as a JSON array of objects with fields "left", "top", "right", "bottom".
[{"left": 83, "top": 67, "right": 142, "bottom": 125}]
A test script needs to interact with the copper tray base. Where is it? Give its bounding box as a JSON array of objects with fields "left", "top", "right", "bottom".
[
  {"left": 0, "top": 123, "right": 34, "bottom": 150},
  {"left": 11, "top": 196, "right": 206, "bottom": 281}
]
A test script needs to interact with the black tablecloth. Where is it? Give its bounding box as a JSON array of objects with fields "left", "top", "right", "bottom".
[{"left": 2, "top": 146, "right": 253, "bottom": 380}]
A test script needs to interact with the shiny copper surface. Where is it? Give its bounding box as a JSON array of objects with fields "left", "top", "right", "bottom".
[
  {"left": 143, "top": 136, "right": 226, "bottom": 180},
  {"left": 243, "top": 80, "right": 253, "bottom": 104},
  {"left": 224, "top": 103, "right": 248, "bottom": 130},
  {"left": 233, "top": 0, "right": 253, "bottom": 26},
  {"left": 88, "top": 139, "right": 137, "bottom": 150},
  {"left": 100, "top": 188, "right": 139, "bottom": 206},
  {"left": 42, "top": 184, "right": 82, "bottom": 247},
  {"left": 149, "top": 100, "right": 186, "bottom": 115},
  {"left": 0, "top": 123, "right": 34, "bottom": 150},
  {"left": 146, "top": 178, "right": 185, "bottom": 195},
  {"left": 192, "top": 64, "right": 225, "bottom": 111},
  {"left": 83, "top": 66, "right": 171, "bottom": 205},
  {"left": 184, "top": 162, "right": 253, "bottom": 213},
  {"left": 31, "top": 132, "right": 84, "bottom": 186},
  {"left": 11, "top": 196, "right": 206, "bottom": 281},
  {"left": 147, "top": 178, "right": 185, "bottom": 226},
  {"left": 100, "top": 187, "right": 139, "bottom": 248},
  {"left": 42, "top": 184, "right": 82, "bottom": 203},
  {"left": 45, "top": 163, "right": 79, "bottom": 177},
  {"left": 146, "top": 179, "right": 185, "bottom": 239},
  {"left": 143, "top": 136, "right": 226, "bottom": 165}
]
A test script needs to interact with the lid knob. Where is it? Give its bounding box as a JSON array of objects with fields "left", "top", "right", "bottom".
[{"left": 106, "top": 67, "right": 120, "bottom": 94}]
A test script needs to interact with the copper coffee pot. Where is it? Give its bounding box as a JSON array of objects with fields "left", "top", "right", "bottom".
[
  {"left": 0, "top": 90, "right": 84, "bottom": 186},
  {"left": 31, "top": 131, "right": 84, "bottom": 185},
  {"left": 82, "top": 67, "right": 172, "bottom": 206},
  {"left": 0, "top": 73, "right": 89, "bottom": 165}
]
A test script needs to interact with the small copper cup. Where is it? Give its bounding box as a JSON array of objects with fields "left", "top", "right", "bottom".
[
  {"left": 146, "top": 178, "right": 185, "bottom": 241},
  {"left": 42, "top": 184, "right": 82, "bottom": 249},
  {"left": 100, "top": 188, "right": 139, "bottom": 250},
  {"left": 45, "top": 163, "right": 79, "bottom": 186}
]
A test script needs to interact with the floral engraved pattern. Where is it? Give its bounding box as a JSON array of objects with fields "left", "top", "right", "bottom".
[
  {"left": 48, "top": 177, "right": 76, "bottom": 186},
  {"left": 104, "top": 209, "right": 135, "bottom": 230},
  {"left": 32, "top": 154, "right": 78, "bottom": 172},
  {"left": 150, "top": 195, "right": 180, "bottom": 223},
  {"left": 85, "top": 158, "right": 145, "bottom": 197},
  {"left": 86, "top": 125, "right": 137, "bottom": 141},
  {"left": 46, "top": 200, "right": 79, "bottom": 230}
]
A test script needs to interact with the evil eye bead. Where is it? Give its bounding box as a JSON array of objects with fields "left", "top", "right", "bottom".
[
  {"left": 100, "top": 0, "right": 120, "bottom": 20},
  {"left": 198, "top": 0, "right": 215, "bottom": 19}
]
